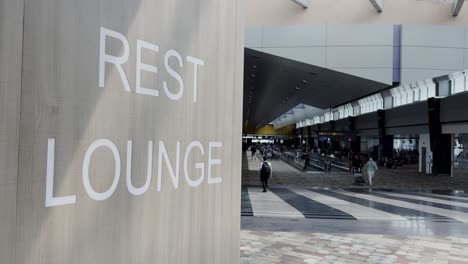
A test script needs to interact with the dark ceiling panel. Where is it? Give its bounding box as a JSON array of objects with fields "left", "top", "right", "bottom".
[{"left": 243, "top": 48, "right": 390, "bottom": 129}]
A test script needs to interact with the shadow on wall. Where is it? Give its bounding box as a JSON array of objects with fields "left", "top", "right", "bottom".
[{"left": 17, "top": 0, "right": 240, "bottom": 263}]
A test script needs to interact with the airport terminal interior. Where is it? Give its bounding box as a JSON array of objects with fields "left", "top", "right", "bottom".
[
  {"left": 240, "top": 1, "right": 468, "bottom": 263},
  {"left": 2, "top": 0, "right": 468, "bottom": 263}
]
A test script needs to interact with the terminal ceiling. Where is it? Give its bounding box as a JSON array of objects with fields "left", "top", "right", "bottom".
[{"left": 243, "top": 48, "right": 390, "bottom": 130}]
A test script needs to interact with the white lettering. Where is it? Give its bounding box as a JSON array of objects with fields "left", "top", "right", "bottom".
[
  {"left": 136, "top": 39, "right": 160, "bottom": 96},
  {"left": 126, "top": 140, "right": 153, "bottom": 196},
  {"left": 184, "top": 141, "right": 205, "bottom": 187},
  {"left": 45, "top": 138, "right": 77, "bottom": 207},
  {"left": 163, "top": 49, "right": 184, "bottom": 101},
  {"left": 186, "top": 56, "right": 204, "bottom": 103},
  {"left": 99, "top": 27, "right": 131, "bottom": 92},
  {"left": 157, "top": 141, "right": 180, "bottom": 191},
  {"left": 208, "top": 142, "right": 223, "bottom": 184},
  {"left": 83, "top": 139, "right": 121, "bottom": 201}
]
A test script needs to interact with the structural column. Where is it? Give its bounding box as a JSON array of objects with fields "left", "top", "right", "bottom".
[
  {"left": 428, "top": 98, "right": 451, "bottom": 175},
  {"left": 307, "top": 126, "right": 312, "bottom": 148},
  {"left": 377, "top": 110, "right": 393, "bottom": 163}
]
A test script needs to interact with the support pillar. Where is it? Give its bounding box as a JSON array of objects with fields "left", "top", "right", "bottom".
[
  {"left": 428, "top": 98, "right": 451, "bottom": 175},
  {"left": 377, "top": 110, "right": 393, "bottom": 163}
]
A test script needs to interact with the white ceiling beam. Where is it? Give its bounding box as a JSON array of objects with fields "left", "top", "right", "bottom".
[
  {"left": 369, "top": 0, "right": 384, "bottom": 13},
  {"left": 453, "top": 0, "right": 465, "bottom": 17},
  {"left": 291, "top": 0, "right": 309, "bottom": 9}
]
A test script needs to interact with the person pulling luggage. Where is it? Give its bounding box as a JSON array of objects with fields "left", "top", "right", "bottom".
[{"left": 364, "top": 157, "right": 378, "bottom": 186}]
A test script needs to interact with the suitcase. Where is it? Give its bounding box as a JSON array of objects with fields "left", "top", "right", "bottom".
[{"left": 353, "top": 174, "right": 366, "bottom": 186}]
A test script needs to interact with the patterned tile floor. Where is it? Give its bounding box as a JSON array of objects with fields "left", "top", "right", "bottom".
[
  {"left": 240, "top": 230, "right": 468, "bottom": 264},
  {"left": 241, "top": 153, "right": 468, "bottom": 264}
]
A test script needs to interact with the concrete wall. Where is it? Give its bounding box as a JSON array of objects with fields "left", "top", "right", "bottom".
[
  {"left": 2, "top": 0, "right": 243, "bottom": 263},
  {"left": 0, "top": 0, "right": 23, "bottom": 263}
]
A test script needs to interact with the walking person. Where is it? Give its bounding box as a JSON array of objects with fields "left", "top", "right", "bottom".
[
  {"left": 352, "top": 155, "right": 363, "bottom": 174},
  {"left": 364, "top": 157, "right": 378, "bottom": 186},
  {"left": 259, "top": 156, "right": 272, "bottom": 192},
  {"left": 324, "top": 158, "right": 332, "bottom": 172},
  {"left": 303, "top": 152, "right": 311, "bottom": 170},
  {"left": 251, "top": 145, "right": 257, "bottom": 160}
]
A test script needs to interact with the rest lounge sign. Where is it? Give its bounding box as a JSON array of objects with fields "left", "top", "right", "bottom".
[{"left": 45, "top": 27, "right": 223, "bottom": 208}]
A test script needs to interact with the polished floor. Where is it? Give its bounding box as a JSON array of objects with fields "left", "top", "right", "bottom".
[
  {"left": 243, "top": 152, "right": 468, "bottom": 190},
  {"left": 242, "top": 187, "right": 468, "bottom": 223},
  {"left": 240, "top": 187, "right": 468, "bottom": 264},
  {"left": 241, "top": 153, "right": 468, "bottom": 264}
]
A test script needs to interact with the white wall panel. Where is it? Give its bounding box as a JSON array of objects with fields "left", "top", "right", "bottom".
[
  {"left": 332, "top": 68, "right": 393, "bottom": 85},
  {"left": 245, "top": 0, "right": 468, "bottom": 27},
  {"left": 327, "top": 24, "right": 394, "bottom": 46},
  {"left": 401, "top": 69, "right": 455, "bottom": 84},
  {"left": 464, "top": 49, "right": 468, "bottom": 68},
  {"left": 401, "top": 46, "right": 464, "bottom": 70},
  {"left": 247, "top": 24, "right": 468, "bottom": 86},
  {"left": 245, "top": 27, "right": 263, "bottom": 48},
  {"left": 0, "top": 0, "right": 23, "bottom": 262},
  {"left": 7, "top": 0, "right": 243, "bottom": 263},
  {"left": 465, "top": 27, "right": 468, "bottom": 48},
  {"left": 402, "top": 24, "right": 465, "bottom": 48},
  {"left": 262, "top": 25, "right": 326, "bottom": 47},
  {"left": 326, "top": 46, "right": 393, "bottom": 68},
  {"left": 263, "top": 47, "right": 327, "bottom": 66}
]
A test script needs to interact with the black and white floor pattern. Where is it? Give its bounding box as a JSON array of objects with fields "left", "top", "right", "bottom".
[{"left": 241, "top": 187, "right": 468, "bottom": 223}]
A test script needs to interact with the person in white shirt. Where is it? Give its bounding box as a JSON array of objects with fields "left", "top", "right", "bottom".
[
  {"left": 259, "top": 156, "right": 272, "bottom": 192},
  {"left": 364, "top": 157, "right": 378, "bottom": 186}
]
